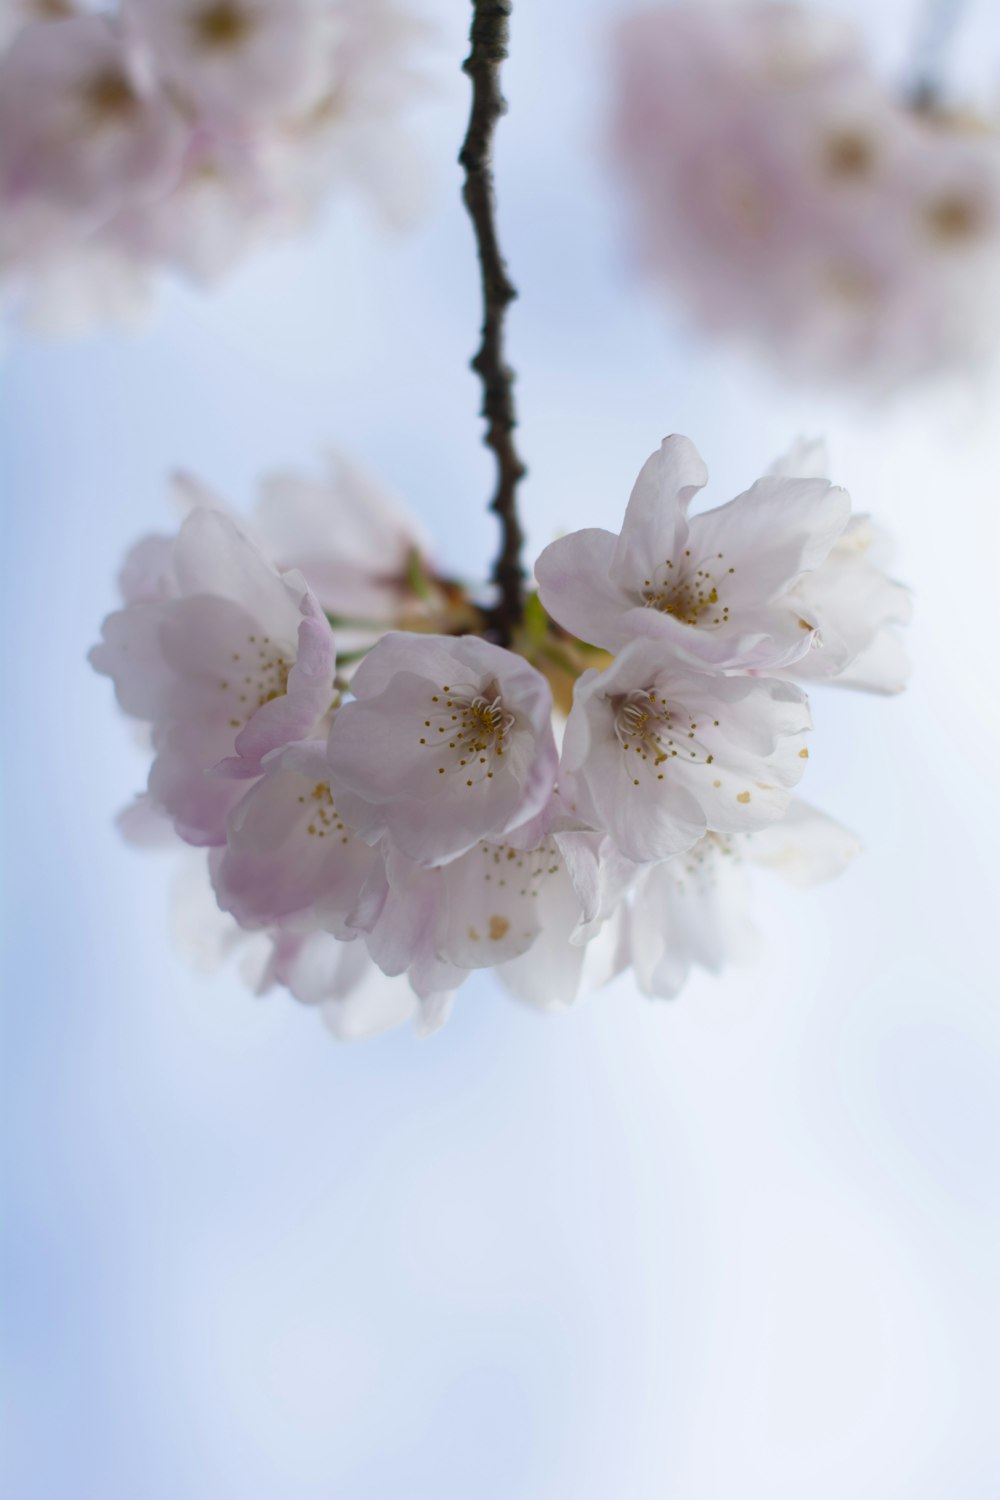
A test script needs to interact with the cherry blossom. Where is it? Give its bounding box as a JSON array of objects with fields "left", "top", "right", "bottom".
[
  {"left": 92, "top": 426, "right": 910, "bottom": 1038},
  {"left": 611, "top": 2, "right": 1000, "bottom": 385},
  {"left": 559, "top": 637, "right": 811, "bottom": 864},
  {"left": 326, "top": 632, "right": 559, "bottom": 866},
  {"left": 536, "top": 434, "right": 850, "bottom": 671},
  {"left": 0, "top": 16, "right": 186, "bottom": 256},
  {"left": 0, "top": 0, "right": 427, "bottom": 331},
  {"left": 90, "top": 506, "right": 337, "bottom": 843},
  {"left": 629, "top": 801, "right": 862, "bottom": 999}
]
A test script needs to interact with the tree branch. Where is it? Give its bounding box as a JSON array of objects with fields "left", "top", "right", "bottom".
[{"left": 459, "top": 0, "right": 527, "bottom": 647}]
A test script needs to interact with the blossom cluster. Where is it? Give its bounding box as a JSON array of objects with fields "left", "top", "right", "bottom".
[
  {"left": 91, "top": 433, "right": 910, "bottom": 1039},
  {"left": 612, "top": 3, "right": 1000, "bottom": 386},
  {"left": 0, "top": 0, "right": 423, "bottom": 332}
]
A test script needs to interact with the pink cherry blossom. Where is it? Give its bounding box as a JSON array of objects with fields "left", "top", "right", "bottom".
[
  {"left": 90, "top": 507, "right": 337, "bottom": 844},
  {"left": 0, "top": 16, "right": 186, "bottom": 256},
  {"left": 611, "top": 3, "right": 1000, "bottom": 385},
  {"left": 326, "top": 632, "right": 559, "bottom": 866},
  {"left": 1, "top": 0, "right": 427, "bottom": 331},
  {"left": 92, "top": 427, "right": 911, "bottom": 1036},
  {"left": 212, "top": 740, "right": 379, "bottom": 932}
]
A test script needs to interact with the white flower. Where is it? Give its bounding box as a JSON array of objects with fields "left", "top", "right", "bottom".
[
  {"left": 767, "top": 439, "right": 912, "bottom": 692},
  {"left": 351, "top": 827, "right": 625, "bottom": 1014},
  {"left": 326, "top": 632, "right": 559, "bottom": 866},
  {"left": 630, "top": 800, "right": 862, "bottom": 998},
  {"left": 536, "top": 435, "right": 849, "bottom": 672},
  {"left": 266, "top": 928, "right": 434, "bottom": 1040},
  {"left": 90, "top": 507, "right": 337, "bottom": 843},
  {"left": 560, "top": 636, "right": 811, "bottom": 864}
]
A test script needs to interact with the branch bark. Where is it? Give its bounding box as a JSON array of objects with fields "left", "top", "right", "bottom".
[{"left": 459, "top": 0, "right": 526, "bottom": 647}]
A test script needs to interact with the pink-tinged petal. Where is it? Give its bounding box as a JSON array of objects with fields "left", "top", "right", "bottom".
[
  {"left": 361, "top": 849, "right": 443, "bottom": 979},
  {"left": 171, "top": 509, "right": 304, "bottom": 644},
  {"left": 687, "top": 476, "right": 850, "bottom": 604},
  {"left": 115, "top": 794, "right": 176, "bottom": 847},
  {"left": 612, "top": 435, "right": 707, "bottom": 581},
  {"left": 554, "top": 830, "right": 640, "bottom": 942},
  {"left": 147, "top": 719, "right": 248, "bottom": 845},
  {"left": 90, "top": 601, "right": 175, "bottom": 721},
  {"left": 254, "top": 450, "right": 431, "bottom": 620},
  {"left": 435, "top": 839, "right": 567, "bottom": 971},
  {"left": 118, "top": 533, "right": 176, "bottom": 603},
  {"left": 215, "top": 603, "right": 336, "bottom": 778},
  {"left": 609, "top": 597, "right": 817, "bottom": 672},
  {"left": 534, "top": 528, "right": 634, "bottom": 649},
  {"left": 214, "top": 743, "right": 377, "bottom": 932},
  {"left": 327, "top": 633, "right": 558, "bottom": 867},
  {"left": 746, "top": 800, "right": 861, "bottom": 885}
]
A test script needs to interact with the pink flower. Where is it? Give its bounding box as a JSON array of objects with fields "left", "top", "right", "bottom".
[
  {"left": 326, "top": 632, "right": 559, "bottom": 866},
  {"left": 0, "top": 16, "right": 186, "bottom": 254},
  {"left": 611, "top": 3, "right": 1000, "bottom": 384},
  {"left": 90, "top": 507, "right": 337, "bottom": 844},
  {"left": 212, "top": 740, "right": 379, "bottom": 932}
]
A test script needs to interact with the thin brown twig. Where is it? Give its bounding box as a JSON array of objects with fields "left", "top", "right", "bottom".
[{"left": 458, "top": 0, "right": 527, "bottom": 647}]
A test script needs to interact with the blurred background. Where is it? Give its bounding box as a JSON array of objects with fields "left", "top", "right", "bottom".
[{"left": 3, "top": 0, "right": 1000, "bottom": 1495}]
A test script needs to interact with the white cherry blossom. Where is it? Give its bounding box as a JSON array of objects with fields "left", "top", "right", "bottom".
[
  {"left": 767, "top": 440, "right": 912, "bottom": 692},
  {"left": 326, "top": 632, "right": 559, "bottom": 866},
  {"left": 560, "top": 637, "right": 811, "bottom": 864},
  {"left": 630, "top": 801, "right": 862, "bottom": 999},
  {"left": 536, "top": 435, "right": 849, "bottom": 672}
]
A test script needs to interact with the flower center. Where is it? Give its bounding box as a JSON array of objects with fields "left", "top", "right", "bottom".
[
  {"left": 641, "top": 550, "right": 734, "bottom": 628},
  {"left": 924, "top": 191, "right": 983, "bottom": 246},
  {"left": 296, "top": 782, "right": 351, "bottom": 843},
  {"left": 83, "top": 70, "right": 138, "bottom": 125},
  {"left": 613, "top": 688, "right": 717, "bottom": 786},
  {"left": 190, "top": 0, "right": 256, "bottom": 50},
  {"left": 418, "top": 683, "right": 516, "bottom": 788},
  {"left": 220, "top": 633, "right": 292, "bottom": 729},
  {"left": 822, "top": 128, "right": 876, "bottom": 180}
]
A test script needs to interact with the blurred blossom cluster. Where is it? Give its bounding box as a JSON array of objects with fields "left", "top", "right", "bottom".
[
  {"left": 612, "top": 2, "right": 1000, "bottom": 386},
  {"left": 0, "top": 0, "right": 425, "bottom": 332},
  {"left": 91, "top": 433, "right": 910, "bottom": 1039}
]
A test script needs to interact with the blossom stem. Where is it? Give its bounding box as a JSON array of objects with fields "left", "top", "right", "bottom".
[{"left": 459, "top": 0, "right": 527, "bottom": 648}]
